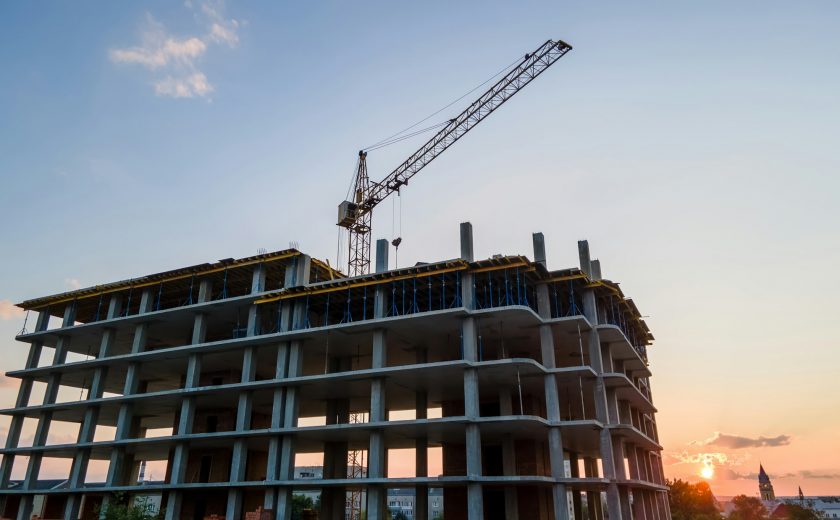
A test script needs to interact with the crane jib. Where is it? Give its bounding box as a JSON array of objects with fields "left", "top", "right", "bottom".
[{"left": 339, "top": 39, "right": 572, "bottom": 276}]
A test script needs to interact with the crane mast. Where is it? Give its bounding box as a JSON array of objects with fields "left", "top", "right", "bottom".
[{"left": 338, "top": 39, "right": 572, "bottom": 276}]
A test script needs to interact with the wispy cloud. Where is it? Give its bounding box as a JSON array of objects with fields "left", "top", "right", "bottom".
[
  {"left": 0, "top": 300, "right": 24, "bottom": 321},
  {"left": 691, "top": 432, "right": 792, "bottom": 449},
  {"left": 715, "top": 468, "right": 840, "bottom": 481},
  {"left": 64, "top": 278, "right": 82, "bottom": 291},
  {"left": 109, "top": 1, "right": 240, "bottom": 98},
  {"left": 668, "top": 451, "right": 742, "bottom": 466},
  {"left": 799, "top": 470, "right": 840, "bottom": 480}
]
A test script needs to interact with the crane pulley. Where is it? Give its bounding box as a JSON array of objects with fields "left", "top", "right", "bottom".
[{"left": 338, "top": 39, "right": 572, "bottom": 276}]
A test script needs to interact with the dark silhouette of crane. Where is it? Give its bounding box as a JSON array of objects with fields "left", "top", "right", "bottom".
[{"left": 337, "top": 39, "right": 572, "bottom": 276}]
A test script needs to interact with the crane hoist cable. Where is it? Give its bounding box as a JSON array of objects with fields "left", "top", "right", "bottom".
[{"left": 361, "top": 52, "right": 528, "bottom": 152}]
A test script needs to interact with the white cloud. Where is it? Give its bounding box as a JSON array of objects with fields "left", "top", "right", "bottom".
[
  {"left": 109, "top": 1, "right": 240, "bottom": 99},
  {"left": 210, "top": 21, "right": 239, "bottom": 46},
  {"left": 154, "top": 73, "right": 214, "bottom": 98},
  {"left": 690, "top": 431, "right": 792, "bottom": 449},
  {"left": 64, "top": 278, "right": 82, "bottom": 290},
  {"left": 0, "top": 300, "right": 24, "bottom": 321}
]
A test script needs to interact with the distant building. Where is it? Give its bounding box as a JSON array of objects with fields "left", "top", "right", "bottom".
[
  {"left": 776, "top": 495, "right": 840, "bottom": 519},
  {"left": 725, "top": 465, "right": 840, "bottom": 519},
  {"left": 387, "top": 487, "right": 444, "bottom": 519},
  {"left": 759, "top": 464, "right": 776, "bottom": 501}
]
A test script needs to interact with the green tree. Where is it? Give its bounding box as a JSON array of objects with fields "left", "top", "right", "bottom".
[
  {"left": 730, "top": 495, "right": 768, "bottom": 520},
  {"left": 291, "top": 494, "right": 314, "bottom": 520},
  {"left": 98, "top": 494, "right": 160, "bottom": 520},
  {"left": 667, "top": 478, "right": 721, "bottom": 520},
  {"left": 781, "top": 504, "right": 821, "bottom": 520}
]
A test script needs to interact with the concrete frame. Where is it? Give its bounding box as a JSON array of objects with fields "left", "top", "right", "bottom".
[{"left": 1, "top": 224, "right": 669, "bottom": 520}]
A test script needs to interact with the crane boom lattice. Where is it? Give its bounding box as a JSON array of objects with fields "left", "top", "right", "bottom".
[{"left": 338, "top": 38, "right": 572, "bottom": 276}]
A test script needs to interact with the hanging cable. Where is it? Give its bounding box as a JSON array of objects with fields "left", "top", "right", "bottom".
[
  {"left": 361, "top": 53, "right": 526, "bottom": 151},
  {"left": 363, "top": 120, "right": 450, "bottom": 152},
  {"left": 19, "top": 310, "right": 30, "bottom": 335}
]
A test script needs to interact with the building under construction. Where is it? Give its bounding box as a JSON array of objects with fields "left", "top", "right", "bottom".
[{"left": 0, "top": 223, "right": 670, "bottom": 520}]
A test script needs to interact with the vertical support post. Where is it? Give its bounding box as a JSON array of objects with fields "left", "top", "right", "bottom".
[
  {"left": 226, "top": 265, "right": 265, "bottom": 520},
  {"left": 65, "top": 295, "right": 122, "bottom": 519},
  {"left": 534, "top": 232, "right": 570, "bottom": 520},
  {"left": 165, "top": 279, "right": 211, "bottom": 520},
  {"left": 569, "top": 453, "right": 583, "bottom": 520},
  {"left": 532, "top": 232, "right": 547, "bottom": 268},
  {"left": 584, "top": 458, "right": 604, "bottom": 520},
  {"left": 415, "top": 351, "right": 429, "bottom": 520},
  {"left": 580, "top": 252, "right": 625, "bottom": 520},
  {"left": 18, "top": 303, "right": 75, "bottom": 520},
  {"left": 0, "top": 309, "right": 49, "bottom": 516},
  {"left": 272, "top": 255, "right": 311, "bottom": 520},
  {"left": 498, "top": 389, "right": 519, "bottom": 520},
  {"left": 459, "top": 222, "right": 483, "bottom": 520},
  {"left": 367, "top": 240, "right": 389, "bottom": 520}
]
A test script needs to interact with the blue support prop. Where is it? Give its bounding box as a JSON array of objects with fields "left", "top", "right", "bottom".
[
  {"left": 95, "top": 295, "right": 103, "bottom": 321},
  {"left": 187, "top": 275, "right": 195, "bottom": 306},
  {"left": 156, "top": 282, "right": 163, "bottom": 311},
  {"left": 342, "top": 288, "right": 353, "bottom": 324},
  {"left": 124, "top": 287, "right": 133, "bottom": 317},
  {"left": 428, "top": 277, "right": 432, "bottom": 312},
  {"left": 324, "top": 293, "right": 331, "bottom": 327},
  {"left": 516, "top": 269, "right": 521, "bottom": 305},
  {"left": 218, "top": 269, "right": 228, "bottom": 300}
]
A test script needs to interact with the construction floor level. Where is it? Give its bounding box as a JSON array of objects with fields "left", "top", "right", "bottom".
[{"left": 0, "top": 222, "right": 670, "bottom": 520}]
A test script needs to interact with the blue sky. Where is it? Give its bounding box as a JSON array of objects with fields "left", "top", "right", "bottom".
[{"left": 1, "top": 1, "right": 839, "bottom": 494}]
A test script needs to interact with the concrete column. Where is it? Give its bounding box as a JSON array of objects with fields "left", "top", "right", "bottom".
[
  {"left": 226, "top": 266, "right": 266, "bottom": 519},
  {"left": 632, "top": 490, "right": 646, "bottom": 520},
  {"left": 105, "top": 290, "right": 153, "bottom": 493},
  {"left": 460, "top": 222, "right": 475, "bottom": 311},
  {"left": 532, "top": 236, "right": 570, "bottom": 520},
  {"left": 499, "top": 388, "right": 519, "bottom": 520},
  {"left": 20, "top": 302, "right": 75, "bottom": 518},
  {"left": 64, "top": 296, "right": 122, "bottom": 519},
  {"left": 263, "top": 341, "right": 289, "bottom": 513},
  {"left": 165, "top": 280, "right": 211, "bottom": 520},
  {"left": 275, "top": 340, "right": 303, "bottom": 519},
  {"left": 584, "top": 458, "right": 603, "bottom": 520},
  {"left": 366, "top": 240, "right": 389, "bottom": 520},
  {"left": 415, "top": 374, "right": 429, "bottom": 520},
  {"left": 581, "top": 280, "right": 624, "bottom": 520},
  {"left": 0, "top": 310, "right": 48, "bottom": 455},
  {"left": 462, "top": 311, "right": 483, "bottom": 520},
  {"left": 613, "top": 439, "right": 632, "bottom": 520},
  {"left": 273, "top": 255, "right": 311, "bottom": 519},
  {"left": 569, "top": 453, "right": 583, "bottom": 520},
  {"left": 578, "top": 240, "right": 592, "bottom": 278},
  {"left": 0, "top": 310, "right": 49, "bottom": 517}
]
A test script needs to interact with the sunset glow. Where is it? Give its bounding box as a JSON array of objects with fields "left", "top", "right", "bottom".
[{"left": 701, "top": 465, "right": 715, "bottom": 480}]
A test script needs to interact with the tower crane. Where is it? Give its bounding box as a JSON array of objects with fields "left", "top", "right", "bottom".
[{"left": 337, "top": 39, "right": 572, "bottom": 276}]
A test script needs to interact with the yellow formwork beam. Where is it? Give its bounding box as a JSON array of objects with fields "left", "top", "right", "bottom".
[{"left": 21, "top": 251, "right": 301, "bottom": 310}]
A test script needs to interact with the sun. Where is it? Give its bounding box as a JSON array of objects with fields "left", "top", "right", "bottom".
[{"left": 701, "top": 465, "right": 715, "bottom": 479}]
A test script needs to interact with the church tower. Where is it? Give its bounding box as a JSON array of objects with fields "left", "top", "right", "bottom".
[{"left": 759, "top": 464, "right": 776, "bottom": 501}]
